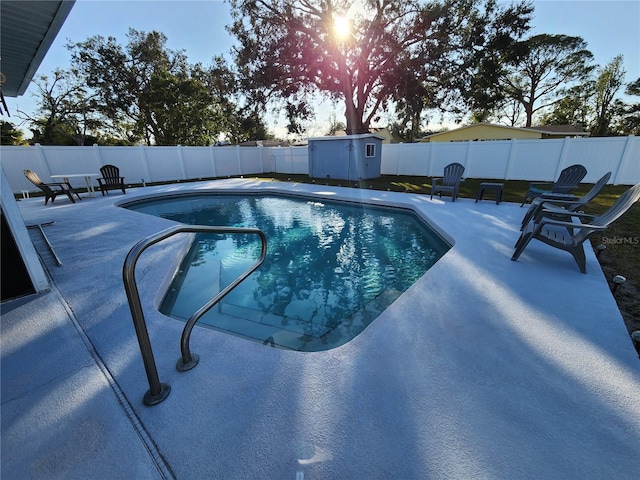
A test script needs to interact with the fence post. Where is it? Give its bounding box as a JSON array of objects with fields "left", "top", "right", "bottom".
[
  {"left": 612, "top": 135, "right": 635, "bottom": 185},
  {"left": 390, "top": 143, "right": 404, "bottom": 175},
  {"left": 93, "top": 143, "right": 104, "bottom": 167},
  {"left": 427, "top": 141, "right": 435, "bottom": 177},
  {"left": 464, "top": 141, "right": 473, "bottom": 176},
  {"left": 288, "top": 146, "right": 295, "bottom": 174},
  {"left": 272, "top": 147, "right": 279, "bottom": 174},
  {"left": 139, "top": 146, "right": 152, "bottom": 183},
  {"left": 34, "top": 144, "right": 53, "bottom": 179},
  {"left": 554, "top": 136, "right": 572, "bottom": 179},
  {"left": 176, "top": 145, "right": 187, "bottom": 180},
  {"left": 209, "top": 145, "right": 218, "bottom": 178},
  {"left": 395, "top": 144, "right": 402, "bottom": 176},
  {"left": 504, "top": 138, "right": 517, "bottom": 180}
]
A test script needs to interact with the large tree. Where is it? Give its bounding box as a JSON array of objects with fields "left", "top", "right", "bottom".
[
  {"left": 538, "top": 82, "right": 592, "bottom": 128},
  {"left": 539, "top": 55, "right": 628, "bottom": 136},
  {"left": 194, "top": 56, "right": 273, "bottom": 143},
  {"left": 228, "top": 0, "right": 533, "bottom": 135},
  {"left": 139, "top": 70, "right": 223, "bottom": 145},
  {"left": 591, "top": 55, "right": 625, "bottom": 136},
  {"left": 0, "top": 121, "right": 28, "bottom": 145},
  {"left": 497, "top": 34, "right": 594, "bottom": 126},
  {"left": 69, "top": 29, "right": 234, "bottom": 145},
  {"left": 610, "top": 77, "right": 640, "bottom": 135},
  {"left": 17, "top": 69, "right": 102, "bottom": 145}
]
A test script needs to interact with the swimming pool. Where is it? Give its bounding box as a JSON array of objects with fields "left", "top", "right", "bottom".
[{"left": 125, "top": 192, "right": 451, "bottom": 351}]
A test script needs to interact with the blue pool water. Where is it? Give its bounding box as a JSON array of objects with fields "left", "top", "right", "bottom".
[{"left": 126, "top": 193, "right": 450, "bottom": 351}]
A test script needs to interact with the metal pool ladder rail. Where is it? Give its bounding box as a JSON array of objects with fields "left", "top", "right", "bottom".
[{"left": 123, "top": 225, "right": 267, "bottom": 406}]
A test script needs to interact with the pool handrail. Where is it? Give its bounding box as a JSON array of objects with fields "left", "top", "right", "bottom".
[{"left": 123, "top": 224, "right": 267, "bottom": 406}]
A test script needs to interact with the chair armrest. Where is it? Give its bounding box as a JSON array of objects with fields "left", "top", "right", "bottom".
[
  {"left": 529, "top": 182, "right": 554, "bottom": 189},
  {"left": 557, "top": 211, "right": 596, "bottom": 219},
  {"left": 538, "top": 192, "right": 578, "bottom": 201},
  {"left": 534, "top": 208, "right": 597, "bottom": 226},
  {"left": 536, "top": 204, "right": 571, "bottom": 215},
  {"left": 44, "top": 182, "right": 74, "bottom": 191},
  {"left": 552, "top": 184, "right": 580, "bottom": 195},
  {"left": 536, "top": 218, "right": 607, "bottom": 231},
  {"left": 538, "top": 199, "right": 579, "bottom": 209},
  {"left": 539, "top": 209, "right": 596, "bottom": 221}
]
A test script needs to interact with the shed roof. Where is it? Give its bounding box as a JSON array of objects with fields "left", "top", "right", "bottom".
[{"left": 310, "top": 133, "right": 385, "bottom": 141}]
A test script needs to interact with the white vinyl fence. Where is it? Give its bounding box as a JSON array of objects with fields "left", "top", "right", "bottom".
[{"left": 1, "top": 136, "right": 638, "bottom": 194}]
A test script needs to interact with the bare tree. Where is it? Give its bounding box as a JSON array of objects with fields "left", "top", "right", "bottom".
[{"left": 17, "top": 69, "right": 101, "bottom": 145}]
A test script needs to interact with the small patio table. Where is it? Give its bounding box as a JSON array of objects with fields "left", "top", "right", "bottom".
[
  {"left": 51, "top": 173, "right": 99, "bottom": 197},
  {"left": 475, "top": 182, "right": 504, "bottom": 205}
]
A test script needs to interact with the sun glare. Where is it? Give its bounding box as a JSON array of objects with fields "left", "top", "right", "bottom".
[{"left": 333, "top": 15, "right": 350, "bottom": 40}]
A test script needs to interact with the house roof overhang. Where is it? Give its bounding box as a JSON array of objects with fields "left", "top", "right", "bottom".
[
  {"left": 1, "top": 0, "right": 75, "bottom": 98},
  {"left": 423, "top": 122, "right": 590, "bottom": 140}
]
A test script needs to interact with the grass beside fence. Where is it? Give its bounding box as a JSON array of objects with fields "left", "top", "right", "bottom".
[{"left": 265, "top": 173, "right": 640, "bottom": 346}]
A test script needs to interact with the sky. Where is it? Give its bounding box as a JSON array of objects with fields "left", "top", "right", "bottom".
[{"left": 7, "top": 0, "right": 640, "bottom": 138}]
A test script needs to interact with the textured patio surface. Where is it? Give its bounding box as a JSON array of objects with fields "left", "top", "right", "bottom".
[{"left": 2, "top": 178, "right": 639, "bottom": 479}]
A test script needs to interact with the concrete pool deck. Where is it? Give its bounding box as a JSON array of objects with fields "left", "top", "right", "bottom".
[{"left": 2, "top": 178, "right": 639, "bottom": 479}]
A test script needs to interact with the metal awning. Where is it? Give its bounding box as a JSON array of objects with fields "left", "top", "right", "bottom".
[{"left": 0, "top": 0, "right": 75, "bottom": 107}]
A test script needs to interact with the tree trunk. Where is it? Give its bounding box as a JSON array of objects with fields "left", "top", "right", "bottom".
[
  {"left": 345, "top": 126, "right": 371, "bottom": 135},
  {"left": 524, "top": 102, "right": 534, "bottom": 127},
  {"left": 344, "top": 102, "right": 369, "bottom": 135}
]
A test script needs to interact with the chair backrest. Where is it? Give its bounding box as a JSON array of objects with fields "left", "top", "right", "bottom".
[
  {"left": 24, "top": 169, "right": 44, "bottom": 186},
  {"left": 100, "top": 164, "right": 120, "bottom": 178},
  {"left": 592, "top": 183, "right": 640, "bottom": 227},
  {"left": 551, "top": 164, "right": 587, "bottom": 194},
  {"left": 579, "top": 171, "right": 612, "bottom": 204},
  {"left": 574, "top": 183, "right": 640, "bottom": 243},
  {"left": 442, "top": 163, "right": 465, "bottom": 186}
]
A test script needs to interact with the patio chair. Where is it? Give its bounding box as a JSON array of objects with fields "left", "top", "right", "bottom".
[
  {"left": 512, "top": 183, "right": 640, "bottom": 273},
  {"left": 97, "top": 164, "right": 126, "bottom": 195},
  {"left": 520, "top": 164, "right": 587, "bottom": 207},
  {"left": 520, "top": 171, "right": 612, "bottom": 230},
  {"left": 24, "top": 169, "right": 81, "bottom": 205},
  {"left": 430, "top": 162, "right": 465, "bottom": 202}
]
